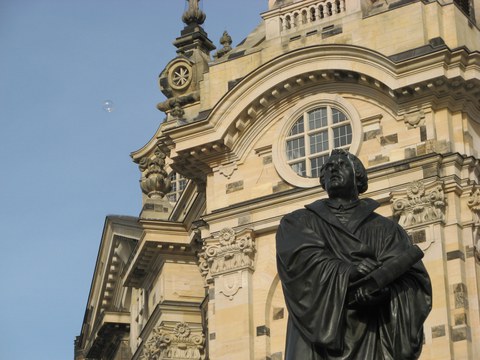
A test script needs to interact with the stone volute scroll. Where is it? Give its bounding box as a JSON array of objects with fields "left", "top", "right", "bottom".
[
  {"left": 198, "top": 228, "right": 256, "bottom": 300},
  {"left": 391, "top": 180, "right": 446, "bottom": 227},
  {"left": 140, "top": 322, "right": 205, "bottom": 360}
]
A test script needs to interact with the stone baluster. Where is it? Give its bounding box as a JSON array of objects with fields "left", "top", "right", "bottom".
[
  {"left": 319, "top": 4, "right": 325, "bottom": 19},
  {"left": 326, "top": 1, "right": 333, "bottom": 16},
  {"left": 309, "top": 6, "right": 316, "bottom": 22},
  {"left": 278, "top": 0, "right": 347, "bottom": 34}
]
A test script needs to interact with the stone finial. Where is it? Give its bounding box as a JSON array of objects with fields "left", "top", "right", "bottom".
[
  {"left": 139, "top": 147, "right": 172, "bottom": 199},
  {"left": 182, "top": 0, "right": 206, "bottom": 25},
  {"left": 214, "top": 31, "right": 233, "bottom": 59},
  {"left": 220, "top": 31, "right": 232, "bottom": 49}
]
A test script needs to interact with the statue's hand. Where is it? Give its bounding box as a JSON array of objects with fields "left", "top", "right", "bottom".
[
  {"left": 349, "top": 258, "right": 382, "bottom": 282},
  {"left": 354, "top": 285, "right": 391, "bottom": 306}
]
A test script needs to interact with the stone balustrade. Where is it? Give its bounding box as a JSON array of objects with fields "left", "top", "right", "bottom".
[{"left": 279, "top": 0, "right": 346, "bottom": 32}]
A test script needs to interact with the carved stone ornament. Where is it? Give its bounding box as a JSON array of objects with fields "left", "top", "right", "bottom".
[
  {"left": 141, "top": 322, "right": 205, "bottom": 360},
  {"left": 391, "top": 180, "right": 446, "bottom": 227},
  {"left": 182, "top": 0, "right": 206, "bottom": 25},
  {"left": 403, "top": 110, "right": 425, "bottom": 128},
  {"left": 467, "top": 188, "right": 480, "bottom": 213},
  {"left": 170, "top": 99, "right": 185, "bottom": 121},
  {"left": 218, "top": 161, "right": 238, "bottom": 179},
  {"left": 169, "top": 62, "right": 193, "bottom": 91},
  {"left": 198, "top": 228, "right": 256, "bottom": 283},
  {"left": 214, "top": 31, "right": 233, "bottom": 59},
  {"left": 139, "top": 146, "right": 172, "bottom": 199},
  {"left": 467, "top": 188, "right": 480, "bottom": 262}
]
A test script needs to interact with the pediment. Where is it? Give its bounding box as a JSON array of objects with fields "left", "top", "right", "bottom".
[{"left": 77, "top": 216, "right": 142, "bottom": 357}]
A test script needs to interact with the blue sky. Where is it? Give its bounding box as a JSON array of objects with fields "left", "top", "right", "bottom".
[{"left": 0, "top": 1, "right": 267, "bottom": 358}]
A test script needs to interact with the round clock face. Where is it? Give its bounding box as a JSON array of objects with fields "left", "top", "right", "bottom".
[{"left": 169, "top": 62, "right": 192, "bottom": 90}]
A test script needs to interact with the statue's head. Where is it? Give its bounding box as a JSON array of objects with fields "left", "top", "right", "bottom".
[{"left": 319, "top": 149, "right": 368, "bottom": 198}]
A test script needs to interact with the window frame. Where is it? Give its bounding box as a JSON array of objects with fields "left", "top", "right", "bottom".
[
  {"left": 167, "top": 172, "right": 188, "bottom": 204},
  {"left": 272, "top": 94, "right": 362, "bottom": 188}
]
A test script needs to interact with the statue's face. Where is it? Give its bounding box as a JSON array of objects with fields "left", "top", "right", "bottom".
[{"left": 323, "top": 154, "right": 356, "bottom": 198}]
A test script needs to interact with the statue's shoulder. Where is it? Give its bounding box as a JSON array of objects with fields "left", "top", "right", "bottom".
[
  {"left": 362, "top": 199, "right": 402, "bottom": 230},
  {"left": 282, "top": 207, "right": 310, "bottom": 220},
  {"left": 280, "top": 199, "right": 327, "bottom": 225},
  {"left": 281, "top": 204, "right": 319, "bottom": 223}
]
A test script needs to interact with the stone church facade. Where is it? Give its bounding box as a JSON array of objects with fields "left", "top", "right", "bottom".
[{"left": 75, "top": 1, "right": 480, "bottom": 359}]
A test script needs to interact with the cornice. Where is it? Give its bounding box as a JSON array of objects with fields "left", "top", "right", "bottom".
[
  {"left": 122, "top": 220, "right": 197, "bottom": 289},
  {"left": 84, "top": 311, "right": 130, "bottom": 359},
  {"left": 130, "top": 122, "right": 169, "bottom": 163},
  {"left": 201, "top": 153, "right": 479, "bottom": 228},
  {"left": 78, "top": 216, "right": 141, "bottom": 352},
  {"left": 161, "top": 44, "right": 479, "bottom": 178}
]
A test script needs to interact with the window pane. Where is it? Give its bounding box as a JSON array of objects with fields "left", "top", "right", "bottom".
[
  {"left": 310, "top": 155, "right": 328, "bottom": 178},
  {"left": 290, "top": 161, "right": 306, "bottom": 176},
  {"left": 308, "top": 108, "right": 327, "bottom": 130},
  {"left": 179, "top": 179, "right": 187, "bottom": 191},
  {"left": 286, "top": 137, "right": 305, "bottom": 160},
  {"left": 289, "top": 118, "right": 304, "bottom": 136},
  {"left": 167, "top": 172, "right": 188, "bottom": 204},
  {"left": 309, "top": 130, "right": 328, "bottom": 154},
  {"left": 286, "top": 105, "right": 353, "bottom": 179},
  {"left": 332, "top": 108, "right": 347, "bottom": 124},
  {"left": 333, "top": 124, "right": 352, "bottom": 147}
]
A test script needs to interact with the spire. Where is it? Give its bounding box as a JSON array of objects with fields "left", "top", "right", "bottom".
[
  {"left": 182, "top": 0, "right": 206, "bottom": 26},
  {"left": 173, "top": 0, "right": 215, "bottom": 57}
]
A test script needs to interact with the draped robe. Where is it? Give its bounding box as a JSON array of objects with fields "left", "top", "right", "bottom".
[{"left": 276, "top": 199, "right": 432, "bottom": 360}]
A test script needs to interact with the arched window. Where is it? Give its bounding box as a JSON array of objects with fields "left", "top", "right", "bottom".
[
  {"left": 285, "top": 106, "right": 352, "bottom": 178},
  {"left": 272, "top": 94, "right": 361, "bottom": 188}
]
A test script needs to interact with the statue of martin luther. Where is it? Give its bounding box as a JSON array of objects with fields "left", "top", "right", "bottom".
[{"left": 276, "top": 149, "right": 432, "bottom": 359}]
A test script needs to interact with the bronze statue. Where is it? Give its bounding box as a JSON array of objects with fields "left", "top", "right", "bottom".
[{"left": 276, "top": 149, "right": 432, "bottom": 359}]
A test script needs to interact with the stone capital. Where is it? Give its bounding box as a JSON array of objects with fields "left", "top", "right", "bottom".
[
  {"left": 198, "top": 228, "right": 256, "bottom": 282},
  {"left": 141, "top": 322, "right": 205, "bottom": 360},
  {"left": 391, "top": 180, "right": 446, "bottom": 227}
]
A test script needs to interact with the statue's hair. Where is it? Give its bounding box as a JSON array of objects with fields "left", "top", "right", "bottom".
[{"left": 319, "top": 149, "right": 368, "bottom": 194}]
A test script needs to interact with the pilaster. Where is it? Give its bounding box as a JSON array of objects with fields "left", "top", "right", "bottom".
[{"left": 199, "top": 228, "right": 256, "bottom": 359}]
